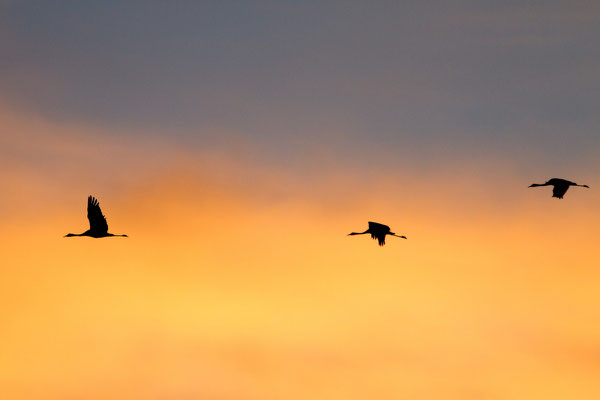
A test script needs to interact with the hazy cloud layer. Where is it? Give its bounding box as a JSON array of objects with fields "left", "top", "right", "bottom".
[{"left": 1, "top": 1, "right": 599, "bottom": 169}]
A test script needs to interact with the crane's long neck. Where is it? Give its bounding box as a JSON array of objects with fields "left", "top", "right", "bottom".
[
  {"left": 64, "top": 233, "right": 85, "bottom": 237},
  {"left": 107, "top": 233, "right": 128, "bottom": 237},
  {"left": 529, "top": 183, "right": 549, "bottom": 187},
  {"left": 348, "top": 229, "right": 369, "bottom": 236}
]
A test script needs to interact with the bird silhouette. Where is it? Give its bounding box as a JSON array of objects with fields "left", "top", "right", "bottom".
[
  {"left": 528, "top": 178, "right": 589, "bottom": 199},
  {"left": 65, "top": 196, "right": 128, "bottom": 238},
  {"left": 348, "top": 221, "right": 406, "bottom": 246}
]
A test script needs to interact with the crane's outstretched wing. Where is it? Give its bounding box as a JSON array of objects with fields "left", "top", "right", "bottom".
[
  {"left": 368, "top": 221, "right": 390, "bottom": 232},
  {"left": 368, "top": 222, "right": 390, "bottom": 246},
  {"left": 552, "top": 184, "right": 569, "bottom": 199},
  {"left": 87, "top": 196, "right": 109, "bottom": 234}
]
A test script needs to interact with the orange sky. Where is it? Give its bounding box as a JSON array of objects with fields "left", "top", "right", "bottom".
[{"left": 2, "top": 105, "right": 600, "bottom": 399}]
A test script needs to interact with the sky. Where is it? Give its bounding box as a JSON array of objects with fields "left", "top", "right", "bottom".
[{"left": 1, "top": 1, "right": 600, "bottom": 399}]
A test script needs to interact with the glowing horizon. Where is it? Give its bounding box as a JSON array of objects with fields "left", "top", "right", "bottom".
[{"left": 2, "top": 105, "right": 600, "bottom": 398}]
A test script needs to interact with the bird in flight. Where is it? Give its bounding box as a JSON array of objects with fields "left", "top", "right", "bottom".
[
  {"left": 528, "top": 178, "right": 589, "bottom": 199},
  {"left": 65, "top": 196, "right": 128, "bottom": 238},
  {"left": 348, "top": 221, "right": 406, "bottom": 246}
]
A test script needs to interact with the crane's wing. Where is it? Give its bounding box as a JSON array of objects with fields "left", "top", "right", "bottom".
[
  {"left": 87, "top": 196, "right": 109, "bottom": 234},
  {"left": 552, "top": 184, "right": 569, "bottom": 199},
  {"left": 368, "top": 221, "right": 390, "bottom": 232}
]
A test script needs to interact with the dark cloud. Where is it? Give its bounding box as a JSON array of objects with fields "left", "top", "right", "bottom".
[{"left": 1, "top": 1, "right": 598, "bottom": 168}]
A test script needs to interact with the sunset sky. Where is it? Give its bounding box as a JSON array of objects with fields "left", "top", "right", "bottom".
[{"left": 1, "top": 2, "right": 600, "bottom": 399}]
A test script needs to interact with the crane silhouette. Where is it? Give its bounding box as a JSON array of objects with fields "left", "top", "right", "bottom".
[
  {"left": 528, "top": 178, "right": 589, "bottom": 199},
  {"left": 348, "top": 221, "right": 406, "bottom": 246},
  {"left": 65, "top": 196, "right": 128, "bottom": 238}
]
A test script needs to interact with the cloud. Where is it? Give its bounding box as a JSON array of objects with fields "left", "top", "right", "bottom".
[{"left": 1, "top": 1, "right": 598, "bottom": 170}]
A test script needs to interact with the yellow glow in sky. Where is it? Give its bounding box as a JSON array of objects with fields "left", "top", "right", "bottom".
[{"left": 1, "top": 103, "right": 600, "bottom": 400}]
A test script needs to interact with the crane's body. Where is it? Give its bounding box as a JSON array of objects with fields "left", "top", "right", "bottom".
[
  {"left": 65, "top": 196, "right": 128, "bottom": 238},
  {"left": 348, "top": 221, "right": 406, "bottom": 246},
  {"left": 529, "top": 178, "right": 589, "bottom": 199}
]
